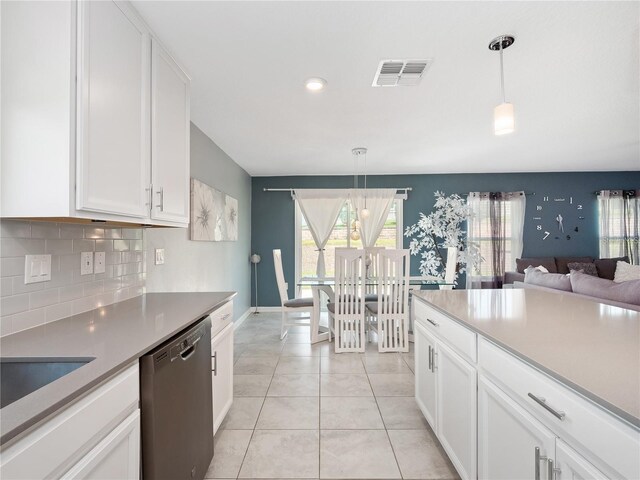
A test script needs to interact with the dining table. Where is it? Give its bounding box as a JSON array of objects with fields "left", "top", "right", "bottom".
[{"left": 297, "top": 276, "right": 455, "bottom": 344}]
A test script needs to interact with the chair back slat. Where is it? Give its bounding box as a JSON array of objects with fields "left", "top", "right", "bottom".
[
  {"left": 334, "top": 248, "right": 366, "bottom": 352},
  {"left": 376, "top": 249, "right": 410, "bottom": 352},
  {"left": 272, "top": 249, "right": 290, "bottom": 306}
]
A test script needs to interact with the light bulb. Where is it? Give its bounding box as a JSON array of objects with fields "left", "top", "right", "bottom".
[
  {"left": 494, "top": 102, "right": 515, "bottom": 135},
  {"left": 350, "top": 229, "right": 361, "bottom": 241},
  {"left": 360, "top": 208, "right": 370, "bottom": 220},
  {"left": 305, "top": 77, "right": 327, "bottom": 91}
]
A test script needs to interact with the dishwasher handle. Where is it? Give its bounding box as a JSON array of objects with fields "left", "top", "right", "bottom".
[{"left": 179, "top": 336, "right": 202, "bottom": 361}]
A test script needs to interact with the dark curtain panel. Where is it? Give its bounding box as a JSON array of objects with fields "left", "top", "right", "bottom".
[{"left": 623, "top": 190, "right": 639, "bottom": 264}]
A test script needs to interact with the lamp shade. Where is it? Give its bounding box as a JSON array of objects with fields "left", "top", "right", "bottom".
[
  {"left": 250, "top": 254, "right": 261, "bottom": 264},
  {"left": 494, "top": 102, "right": 515, "bottom": 135}
]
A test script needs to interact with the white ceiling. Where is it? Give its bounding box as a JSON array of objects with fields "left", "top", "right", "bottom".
[{"left": 133, "top": 1, "right": 640, "bottom": 176}]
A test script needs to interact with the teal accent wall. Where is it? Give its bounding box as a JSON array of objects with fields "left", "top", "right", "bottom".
[{"left": 251, "top": 171, "right": 640, "bottom": 306}]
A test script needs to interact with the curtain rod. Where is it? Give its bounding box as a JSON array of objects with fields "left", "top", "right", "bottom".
[
  {"left": 463, "top": 191, "right": 535, "bottom": 196},
  {"left": 263, "top": 187, "right": 413, "bottom": 192}
]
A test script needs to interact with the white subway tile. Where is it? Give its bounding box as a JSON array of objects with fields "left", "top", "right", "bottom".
[
  {"left": 59, "top": 285, "right": 85, "bottom": 303},
  {"left": 1, "top": 277, "right": 13, "bottom": 297},
  {"left": 47, "top": 268, "right": 74, "bottom": 288},
  {"left": 1, "top": 238, "right": 45, "bottom": 256},
  {"left": 45, "top": 302, "right": 73, "bottom": 323},
  {"left": 122, "top": 229, "right": 142, "bottom": 240},
  {"left": 59, "top": 224, "right": 85, "bottom": 239},
  {"left": 130, "top": 240, "right": 143, "bottom": 252},
  {"left": 83, "top": 280, "right": 104, "bottom": 296},
  {"left": 0, "top": 221, "right": 31, "bottom": 238},
  {"left": 0, "top": 315, "right": 14, "bottom": 337},
  {"left": 1, "top": 257, "right": 24, "bottom": 277},
  {"left": 105, "top": 252, "right": 122, "bottom": 265},
  {"left": 103, "top": 278, "right": 121, "bottom": 292},
  {"left": 72, "top": 295, "right": 97, "bottom": 315},
  {"left": 113, "top": 239, "right": 129, "bottom": 252},
  {"left": 31, "top": 223, "right": 60, "bottom": 239},
  {"left": 95, "top": 239, "right": 113, "bottom": 252},
  {"left": 12, "top": 308, "right": 45, "bottom": 333},
  {"left": 1, "top": 293, "right": 29, "bottom": 315},
  {"left": 72, "top": 239, "right": 95, "bottom": 253},
  {"left": 84, "top": 227, "right": 104, "bottom": 239},
  {"left": 59, "top": 254, "right": 79, "bottom": 271},
  {"left": 45, "top": 238, "right": 73, "bottom": 255},
  {"left": 104, "top": 228, "right": 123, "bottom": 239},
  {"left": 95, "top": 290, "right": 115, "bottom": 307},
  {"left": 12, "top": 276, "right": 44, "bottom": 294},
  {"left": 30, "top": 288, "right": 60, "bottom": 309},
  {"left": 72, "top": 270, "right": 94, "bottom": 284}
]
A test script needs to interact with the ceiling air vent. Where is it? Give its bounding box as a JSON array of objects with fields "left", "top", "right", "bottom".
[{"left": 372, "top": 59, "right": 432, "bottom": 87}]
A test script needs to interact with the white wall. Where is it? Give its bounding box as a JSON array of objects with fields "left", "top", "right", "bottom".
[{"left": 145, "top": 123, "right": 252, "bottom": 321}]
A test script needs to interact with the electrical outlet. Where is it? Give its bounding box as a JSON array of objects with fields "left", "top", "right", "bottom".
[
  {"left": 80, "top": 252, "right": 94, "bottom": 275},
  {"left": 155, "top": 248, "right": 165, "bottom": 265},
  {"left": 94, "top": 251, "right": 106, "bottom": 274}
]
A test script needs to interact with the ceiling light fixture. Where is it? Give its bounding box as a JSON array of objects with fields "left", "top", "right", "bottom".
[
  {"left": 352, "top": 148, "right": 370, "bottom": 220},
  {"left": 305, "top": 77, "right": 327, "bottom": 92},
  {"left": 489, "top": 35, "right": 515, "bottom": 135}
]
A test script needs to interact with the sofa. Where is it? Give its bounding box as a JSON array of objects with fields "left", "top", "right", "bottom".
[
  {"left": 513, "top": 268, "right": 640, "bottom": 312},
  {"left": 504, "top": 256, "right": 629, "bottom": 285}
]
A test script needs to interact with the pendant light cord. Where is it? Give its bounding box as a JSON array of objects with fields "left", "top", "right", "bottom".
[
  {"left": 363, "top": 152, "right": 367, "bottom": 208},
  {"left": 499, "top": 41, "right": 506, "bottom": 103}
]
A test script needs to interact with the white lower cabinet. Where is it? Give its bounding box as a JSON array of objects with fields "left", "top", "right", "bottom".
[
  {"left": 478, "top": 376, "right": 556, "bottom": 480},
  {"left": 555, "top": 439, "right": 608, "bottom": 480},
  {"left": 61, "top": 410, "right": 140, "bottom": 480},
  {"left": 211, "top": 306, "right": 234, "bottom": 435},
  {"left": 414, "top": 317, "right": 476, "bottom": 480}
]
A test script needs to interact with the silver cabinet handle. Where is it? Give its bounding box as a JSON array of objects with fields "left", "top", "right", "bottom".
[
  {"left": 432, "top": 351, "right": 438, "bottom": 372},
  {"left": 535, "top": 447, "right": 550, "bottom": 480},
  {"left": 428, "top": 345, "right": 432, "bottom": 371},
  {"left": 221, "top": 313, "right": 230, "bottom": 321},
  {"left": 426, "top": 318, "right": 439, "bottom": 327},
  {"left": 145, "top": 186, "right": 152, "bottom": 208},
  {"left": 212, "top": 352, "right": 217, "bottom": 376},
  {"left": 156, "top": 187, "right": 164, "bottom": 211},
  {"left": 548, "top": 459, "right": 555, "bottom": 480},
  {"left": 528, "top": 393, "right": 566, "bottom": 420}
]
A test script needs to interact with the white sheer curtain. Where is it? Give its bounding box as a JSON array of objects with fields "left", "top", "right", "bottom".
[
  {"left": 294, "top": 189, "right": 349, "bottom": 277},
  {"left": 466, "top": 191, "right": 526, "bottom": 289},
  {"left": 599, "top": 190, "right": 639, "bottom": 264},
  {"left": 351, "top": 188, "right": 397, "bottom": 247}
]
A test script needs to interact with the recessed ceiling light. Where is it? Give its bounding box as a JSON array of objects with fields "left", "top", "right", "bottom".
[{"left": 305, "top": 77, "right": 327, "bottom": 91}]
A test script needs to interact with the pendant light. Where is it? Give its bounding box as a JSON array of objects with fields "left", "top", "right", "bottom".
[
  {"left": 489, "top": 35, "right": 515, "bottom": 135},
  {"left": 350, "top": 147, "right": 364, "bottom": 241}
]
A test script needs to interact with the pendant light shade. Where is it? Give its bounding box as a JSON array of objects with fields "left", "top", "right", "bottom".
[
  {"left": 489, "top": 35, "right": 515, "bottom": 136},
  {"left": 494, "top": 102, "right": 515, "bottom": 135},
  {"left": 360, "top": 208, "right": 370, "bottom": 219}
]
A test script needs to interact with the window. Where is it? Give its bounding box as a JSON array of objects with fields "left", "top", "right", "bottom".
[
  {"left": 598, "top": 190, "right": 639, "bottom": 264},
  {"left": 295, "top": 199, "right": 403, "bottom": 284},
  {"left": 466, "top": 192, "right": 526, "bottom": 288}
]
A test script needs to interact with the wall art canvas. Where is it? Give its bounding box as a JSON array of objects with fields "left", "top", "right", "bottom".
[{"left": 190, "top": 178, "right": 238, "bottom": 241}]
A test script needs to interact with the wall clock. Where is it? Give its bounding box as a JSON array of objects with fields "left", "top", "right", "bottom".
[{"left": 534, "top": 196, "right": 584, "bottom": 241}]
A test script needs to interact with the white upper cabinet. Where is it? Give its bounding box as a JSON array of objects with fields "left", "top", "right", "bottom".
[
  {"left": 77, "top": 1, "right": 150, "bottom": 218},
  {"left": 151, "top": 39, "right": 191, "bottom": 224},
  {"left": 0, "top": 1, "right": 190, "bottom": 227}
]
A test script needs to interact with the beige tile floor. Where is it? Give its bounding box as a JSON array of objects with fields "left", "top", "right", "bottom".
[{"left": 206, "top": 312, "right": 459, "bottom": 480}]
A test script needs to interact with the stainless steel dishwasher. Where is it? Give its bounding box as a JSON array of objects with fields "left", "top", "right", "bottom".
[{"left": 140, "top": 317, "right": 213, "bottom": 480}]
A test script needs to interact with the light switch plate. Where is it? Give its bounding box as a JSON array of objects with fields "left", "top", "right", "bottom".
[
  {"left": 94, "top": 252, "right": 106, "bottom": 274},
  {"left": 155, "top": 248, "right": 165, "bottom": 265},
  {"left": 24, "top": 254, "right": 51, "bottom": 284},
  {"left": 80, "top": 252, "right": 94, "bottom": 275}
]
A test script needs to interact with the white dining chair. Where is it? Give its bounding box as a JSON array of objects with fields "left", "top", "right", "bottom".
[
  {"left": 273, "top": 249, "right": 313, "bottom": 339},
  {"left": 327, "top": 248, "right": 366, "bottom": 352},
  {"left": 364, "top": 246, "right": 385, "bottom": 301},
  {"left": 366, "top": 249, "right": 410, "bottom": 352}
]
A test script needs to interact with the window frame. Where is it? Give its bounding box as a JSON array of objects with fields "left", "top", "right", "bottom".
[{"left": 294, "top": 194, "right": 405, "bottom": 285}]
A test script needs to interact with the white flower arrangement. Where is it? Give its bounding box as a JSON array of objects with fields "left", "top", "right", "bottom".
[{"left": 404, "top": 191, "right": 481, "bottom": 284}]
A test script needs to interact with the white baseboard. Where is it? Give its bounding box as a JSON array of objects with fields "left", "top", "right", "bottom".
[
  {"left": 234, "top": 308, "right": 252, "bottom": 330},
  {"left": 254, "top": 306, "right": 282, "bottom": 313}
]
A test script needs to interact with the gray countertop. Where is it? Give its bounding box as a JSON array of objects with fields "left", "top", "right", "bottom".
[
  {"left": 0, "top": 292, "right": 236, "bottom": 446},
  {"left": 412, "top": 289, "right": 640, "bottom": 428}
]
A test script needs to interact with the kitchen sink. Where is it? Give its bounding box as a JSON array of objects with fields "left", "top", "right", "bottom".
[{"left": 0, "top": 357, "right": 94, "bottom": 409}]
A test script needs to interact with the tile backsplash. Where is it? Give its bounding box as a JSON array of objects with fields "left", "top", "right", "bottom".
[{"left": 0, "top": 220, "right": 145, "bottom": 336}]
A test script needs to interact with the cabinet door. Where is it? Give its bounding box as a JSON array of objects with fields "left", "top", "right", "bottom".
[
  {"left": 150, "top": 39, "right": 190, "bottom": 224},
  {"left": 212, "top": 323, "right": 234, "bottom": 435},
  {"left": 555, "top": 439, "right": 608, "bottom": 480},
  {"left": 478, "top": 376, "right": 556, "bottom": 480},
  {"left": 414, "top": 321, "right": 437, "bottom": 430},
  {"left": 76, "top": 1, "right": 150, "bottom": 218},
  {"left": 436, "top": 341, "right": 477, "bottom": 480},
  {"left": 61, "top": 410, "right": 140, "bottom": 480}
]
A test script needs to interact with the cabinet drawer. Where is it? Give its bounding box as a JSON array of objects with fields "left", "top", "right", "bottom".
[
  {"left": 0, "top": 363, "right": 139, "bottom": 480},
  {"left": 414, "top": 300, "right": 476, "bottom": 364},
  {"left": 479, "top": 338, "right": 639, "bottom": 480},
  {"left": 210, "top": 301, "right": 233, "bottom": 338}
]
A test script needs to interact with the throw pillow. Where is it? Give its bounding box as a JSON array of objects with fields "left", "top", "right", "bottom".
[
  {"left": 555, "top": 256, "right": 594, "bottom": 274},
  {"left": 524, "top": 267, "right": 572, "bottom": 292},
  {"left": 516, "top": 257, "right": 557, "bottom": 274},
  {"left": 595, "top": 256, "right": 629, "bottom": 280},
  {"left": 570, "top": 271, "right": 640, "bottom": 306},
  {"left": 567, "top": 262, "right": 598, "bottom": 277},
  {"left": 614, "top": 261, "right": 640, "bottom": 283}
]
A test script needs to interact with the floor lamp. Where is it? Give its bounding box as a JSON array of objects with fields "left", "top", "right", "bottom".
[{"left": 250, "top": 254, "right": 261, "bottom": 314}]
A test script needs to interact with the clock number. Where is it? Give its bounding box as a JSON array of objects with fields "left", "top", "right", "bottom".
[
  {"left": 536, "top": 225, "right": 542, "bottom": 231},
  {"left": 543, "top": 231, "right": 550, "bottom": 240},
  {"left": 536, "top": 205, "right": 543, "bottom": 211},
  {"left": 577, "top": 204, "right": 583, "bottom": 210}
]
